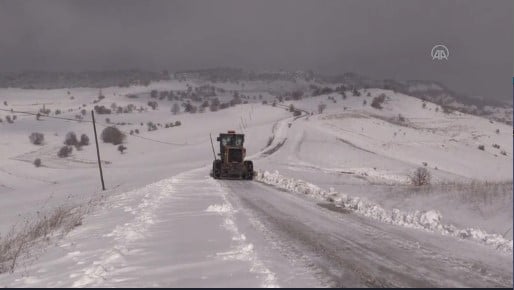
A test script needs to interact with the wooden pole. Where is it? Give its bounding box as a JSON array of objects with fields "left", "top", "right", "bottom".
[
  {"left": 91, "top": 110, "right": 106, "bottom": 191},
  {"left": 209, "top": 133, "right": 217, "bottom": 161}
]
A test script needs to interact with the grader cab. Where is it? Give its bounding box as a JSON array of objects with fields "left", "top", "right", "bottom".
[{"left": 211, "top": 131, "right": 254, "bottom": 180}]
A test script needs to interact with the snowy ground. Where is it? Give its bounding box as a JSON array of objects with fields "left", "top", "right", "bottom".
[{"left": 0, "top": 79, "right": 512, "bottom": 287}]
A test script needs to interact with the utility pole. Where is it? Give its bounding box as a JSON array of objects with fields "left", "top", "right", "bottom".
[
  {"left": 91, "top": 110, "right": 106, "bottom": 191},
  {"left": 240, "top": 116, "right": 246, "bottom": 129}
]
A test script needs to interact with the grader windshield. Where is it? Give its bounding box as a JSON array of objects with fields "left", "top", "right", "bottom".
[{"left": 219, "top": 134, "right": 244, "bottom": 147}]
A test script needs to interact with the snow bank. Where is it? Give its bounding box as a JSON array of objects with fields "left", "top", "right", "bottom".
[
  {"left": 206, "top": 204, "right": 232, "bottom": 213},
  {"left": 255, "top": 170, "right": 513, "bottom": 254}
]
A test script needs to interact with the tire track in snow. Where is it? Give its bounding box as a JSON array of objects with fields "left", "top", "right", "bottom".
[{"left": 205, "top": 178, "right": 279, "bottom": 288}]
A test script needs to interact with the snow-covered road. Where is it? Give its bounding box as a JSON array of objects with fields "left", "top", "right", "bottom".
[
  {"left": 2, "top": 167, "right": 511, "bottom": 287},
  {"left": 224, "top": 179, "right": 512, "bottom": 287},
  {"left": 69, "top": 168, "right": 283, "bottom": 287}
]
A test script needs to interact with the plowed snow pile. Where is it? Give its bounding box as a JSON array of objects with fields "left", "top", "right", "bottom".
[{"left": 256, "top": 170, "right": 513, "bottom": 254}]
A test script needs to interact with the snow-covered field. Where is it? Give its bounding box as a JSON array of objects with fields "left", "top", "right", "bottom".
[{"left": 0, "top": 78, "right": 511, "bottom": 286}]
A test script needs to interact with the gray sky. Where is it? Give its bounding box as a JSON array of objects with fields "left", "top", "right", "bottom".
[{"left": 0, "top": 0, "right": 512, "bottom": 100}]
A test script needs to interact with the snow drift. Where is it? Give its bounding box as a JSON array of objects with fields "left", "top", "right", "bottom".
[{"left": 255, "top": 170, "right": 513, "bottom": 254}]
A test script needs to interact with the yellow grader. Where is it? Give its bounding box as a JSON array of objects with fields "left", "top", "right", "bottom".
[{"left": 210, "top": 131, "right": 254, "bottom": 180}]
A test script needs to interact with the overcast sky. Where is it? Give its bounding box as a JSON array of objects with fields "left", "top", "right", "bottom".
[{"left": 0, "top": 0, "right": 512, "bottom": 100}]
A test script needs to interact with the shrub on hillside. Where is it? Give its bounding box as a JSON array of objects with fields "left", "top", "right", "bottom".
[
  {"left": 64, "top": 132, "right": 79, "bottom": 146},
  {"left": 371, "top": 94, "right": 386, "bottom": 109},
  {"left": 79, "top": 134, "right": 89, "bottom": 146},
  {"left": 147, "top": 122, "right": 157, "bottom": 131},
  {"left": 118, "top": 145, "right": 127, "bottom": 154},
  {"left": 148, "top": 101, "right": 158, "bottom": 110},
  {"left": 478, "top": 145, "right": 485, "bottom": 151},
  {"left": 34, "top": 158, "right": 42, "bottom": 167},
  {"left": 57, "top": 146, "right": 73, "bottom": 158},
  {"left": 410, "top": 167, "right": 431, "bottom": 186},
  {"left": 29, "top": 132, "right": 44, "bottom": 145},
  {"left": 94, "top": 105, "right": 111, "bottom": 114},
  {"left": 101, "top": 126, "right": 125, "bottom": 145}
]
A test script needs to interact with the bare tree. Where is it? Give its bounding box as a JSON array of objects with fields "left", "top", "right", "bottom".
[
  {"left": 318, "top": 102, "right": 326, "bottom": 114},
  {"left": 171, "top": 103, "right": 180, "bottom": 115},
  {"left": 410, "top": 167, "right": 431, "bottom": 186}
]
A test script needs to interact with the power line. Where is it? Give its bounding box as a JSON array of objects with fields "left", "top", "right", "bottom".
[
  {"left": 0, "top": 108, "right": 95, "bottom": 123},
  {"left": 129, "top": 134, "right": 188, "bottom": 146}
]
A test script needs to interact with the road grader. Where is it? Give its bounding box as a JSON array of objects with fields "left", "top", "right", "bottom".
[{"left": 210, "top": 131, "right": 254, "bottom": 180}]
